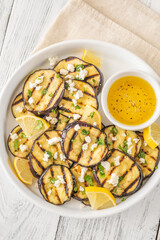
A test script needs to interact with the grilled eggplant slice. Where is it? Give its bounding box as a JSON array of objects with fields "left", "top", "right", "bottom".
[
  {"left": 23, "top": 69, "right": 65, "bottom": 115},
  {"left": 38, "top": 164, "right": 74, "bottom": 205},
  {"left": 61, "top": 121, "right": 108, "bottom": 167},
  {"left": 70, "top": 164, "right": 99, "bottom": 201},
  {"left": 29, "top": 130, "right": 72, "bottom": 178},
  {"left": 12, "top": 93, "right": 35, "bottom": 118},
  {"left": 54, "top": 56, "right": 103, "bottom": 94},
  {"left": 135, "top": 132, "right": 159, "bottom": 179},
  {"left": 94, "top": 149, "right": 142, "bottom": 197},
  {"left": 103, "top": 125, "right": 142, "bottom": 158},
  {"left": 8, "top": 125, "right": 33, "bottom": 158},
  {"left": 59, "top": 80, "right": 98, "bottom": 118}
]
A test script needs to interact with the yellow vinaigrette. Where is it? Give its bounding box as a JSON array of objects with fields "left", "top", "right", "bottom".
[{"left": 107, "top": 76, "right": 156, "bottom": 125}]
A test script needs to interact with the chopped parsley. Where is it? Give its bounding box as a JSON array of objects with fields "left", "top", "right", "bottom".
[
  {"left": 28, "top": 89, "right": 32, "bottom": 97},
  {"left": 76, "top": 64, "right": 84, "bottom": 72},
  {"left": 65, "top": 119, "right": 70, "bottom": 123},
  {"left": 74, "top": 105, "right": 81, "bottom": 110},
  {"left": 71, "top": 139, "right": 76, "bottom": 143},
  {"left": 107, "top": 141, "right": 112, "bottom": 146},
  {"left": 83, "top": 87, "right": 85, "bottom": 93},
  {"left": 84, "top": 175, "right": 94, "bottom": 186},
  {"left": 114, "top": 188, "right": 118, "bottom": 193},
  {"left": 21, "top": 133, "right": 26, "bottom": 138},
  {"left": 60, "top": 110, "right": 65, "bottom": 114},
  {"left": 92, "top": 79, "right": 95, "bottom": 83},
  {"left": 121, "top": 198, "right": 125, "bottom": 202},
  {"left": 49, "top": 177, "right": 56, "bottom": 184},
  {"left": 35, "top": 120, "right": 43, "bottom": 130},
  {"left": 110, "top": 127, "right": 118, "bottom": 136},
  {"left": 155, "top": 166, "right": 158, "bottom": 170},
  {"left": 80, "top": 138, "right": 83, "bottom": 143},
  {"left": 56, "top": 74, "right": 60, "bottom": 78},
  {"left": 138, "top": 151, "right": 145, "bottom": 159},
  {"left": 58, "top": 119, "right": 62, "bottom": 124},
  {"left": 98, "top": 164, "right": 105, "bottom": 177},
  {"left": 65, "top": 83, "right": 69, "bottom": 89},
  {"left": 46, "top": 151, "right": 53, "bottom": 159},
  {"left": 119, "top": 140, "right": 128, "bottom": 154},
  {"left": 82, "top": 189, "right": 86, "bottom": 195},
  {"left": 88, "top": 112, "right": 95, "bottom": 119},
  {"left": 81, "top": 129, "right": 89, "bottom": 135},
  {"left": 119, "top": 176, "right": 123, "bottom": 182},
  {"left": 49, "top": 93, "right": 53, "bottom": 97},
  {"left": 96, "top": 138, "right": 105, "bottom": 145},
  {"left": 111, "top": 162, "right": 114, "bottom": 167},
  {"left": 126, "top": 131, "right": 129, "bottom": 136},
  {"left": 106, "top": 153, "right": 111, "bottom": 159},
  {"left": 42, "top": 88, "right": 47, "bottom": 95},
  {"left": 14, "top": 139, "right": 19, "bottom": 151},
  {"left": 74, "top": 185, "right": 78, "bottom": 192},
  {"left": 38, "top": 112, "right": 41, "bottom": 115},
  {"left": 51, "top": 108, "right": 58, "bottom": 114}
]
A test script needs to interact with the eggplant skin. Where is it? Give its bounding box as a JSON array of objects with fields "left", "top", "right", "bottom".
[
  {"left": 61, "top": 121, "right": 108, "bottom": 168},
  {"left": 93, "top": 149, "right": 143, "bottom": 198},
  {"left": 22, "top": 69, "right": 65, "bottom": 116},
  {"left": 38, "top": 163, "right": 76, "bottom": 205},
  {"left": 54, "top": 56, "right": 103, "bottom": 95}
]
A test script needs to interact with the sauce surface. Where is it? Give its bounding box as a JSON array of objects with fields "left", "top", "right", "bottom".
[{"left": 107, "top": 76, "right": 156, "bottom": 125}]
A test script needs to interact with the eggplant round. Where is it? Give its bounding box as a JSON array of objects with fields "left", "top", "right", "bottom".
[
  {"left": 29, "top": 130, "right": 73, "bottom": 178},
  {"left": 8, "top": 125, "right": 33, "bottom": 158},
  {"left": 103, "top": 125, "right": 142, "bottom": 158},
  {"left": 23, "top": 69, "right": 65, "bottom": 115},
  {"left": 61, "top": 121, "right": 108, "bottom": 167},
  {"left": 135, "top": 132, "right": 160, "bottom": 179},
  {"left": 70, "top": 164, "right": 99, "bottom": 201},
  {"left": 54, "top": 56, "right": 103, "bottom": 94},
  {"left": 94, "top": 149, "right": 143, "bottom": 197},
  {"left": 38, "top": 164, "right": 75, "bottom": 205}
]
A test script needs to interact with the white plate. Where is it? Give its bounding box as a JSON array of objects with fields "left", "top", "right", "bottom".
[{"left": 0, "top": 39, "right": 160, "bottom": 219}]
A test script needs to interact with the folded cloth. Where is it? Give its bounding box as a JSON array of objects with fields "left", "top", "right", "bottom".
[{"left": 33, "top": 0, "right": 160, "bottom": 76}]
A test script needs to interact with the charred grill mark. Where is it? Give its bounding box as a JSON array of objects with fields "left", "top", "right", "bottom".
[
  {"left": 84, "top": 64, "right": 92, "bottom": 69},
  {"left": 83, "top": 91, "right": 96, "bottom": 99},
  {"left": 77, "top": 140, "right": 86, "bottom": 163},
  {"left": 32, "top": 155, "right": 44, "bottom": 170},
  {"left": 13, "top": 98, "right": 23, "bottom": 106},
  {"left": 16, "top": 128, "right": 23, "bottom": 135},
  {"left": 51, "top": 169, "right": 54, "bottom": 177},
  {"left": 142, "top": 150, "right": 157, "bottom": 161},
  {"left": 88, "top": 132, "right": 101, "bottom": 164},
  {"left": 143, "top": 165, "right": 152, "bottom": 172},
  {"left": 41, "top": 180, "right": 49, "bottom": 200},
  {"left": 47, "top": 81, "right": 63, "bottom": 108},
  {"left": 44, "top": 133, "right": 50, "bottom": 139},
  {"left": 58, "top": 107, "right": 72, "bottom": 113},
  {"left": 54, "top": 112, "right": 60, "bottom": 129},
  {"left": 67, "top": 131, "right": 78, "bottom": 156},
  {"left": 85, "top": 74, "right": 99, "bottom": 81},
  {"left": 65, "top": 57, "right": 77, "bottom": 62},
  {"left": 61, "top": 166, "right": 69, "bottom": 197},
  {"left": 124, "top": 177, "right": 139, "bottom": 194},
  {"left": 55, "top": 188, "right": 62, "bottom": 204},
  {"left": 63, "top": 97, "right": 72, "bottom": 102},
  {"left": 37, "top": 142, "right": 46, "bottom": 152}
]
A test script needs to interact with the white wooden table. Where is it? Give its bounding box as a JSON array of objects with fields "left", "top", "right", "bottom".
[{"left": 1, "top": 0, "right": 160, "bottom": 239}]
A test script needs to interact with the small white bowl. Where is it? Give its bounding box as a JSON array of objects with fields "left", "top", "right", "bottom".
[{"left": 101, "top": 70, "right": 160, "bottom": 130}]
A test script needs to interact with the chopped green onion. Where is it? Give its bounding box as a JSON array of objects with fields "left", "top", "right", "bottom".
[
  {"left": 35, "top": 120, "right": 43, "bottom": 130},
  {"left": 28, "top": 89, "right": 32, "bottom": 97},
  {"left": 84, "top": 175, "right": 94, "bottom": 186},
  {"left": 76, "top": 64, "right": 84, "bottom": 72},
  {"left": 81, "top": 129, "right": 89, "bottom": 135},
  {"left": 96, "top": 138, "right": 105, "bottom": 145},
  {"left": 42, "top": 89, "right": 47, "bottom": 95},
  {"left": 88, "top": 112, "right": 95, "bottom": 119},
  {"left": 14, "top": 139, "right": 19, "bottom": 151}
]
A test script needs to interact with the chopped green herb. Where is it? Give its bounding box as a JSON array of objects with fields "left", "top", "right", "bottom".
[
  {"left": 82, "top": 189, "right": 86, "bottom": 195},
  {"left": 144, "top": 160, "right": 147, "bottom": 164},
  {"left": 28, "top": 89, "right": 32, "bottom": 97},
  {"left": 83, "top": 87, "right": 85, "bottom": 93},
  {"left": 65, "top": 83, "right": 69, "bottom": 89},
  {"left": 75, "top": 105, "right": 81, "bottom": 110},
  {"left": 38, "top": 112, "right": 41, "bottom": 115},
  {"left": 119, "top": 176, "right": 123, "bottom": 182},
  {"left": 84, "top": 175, "right": 94, "bottom": 186},
  {"left": 58, "top": 119, "right": 62, "bottom": 124},
  {"left": 121, "top": 198, "right": 125, "bottom": 202},
  {"left": 88, "top": 112, "right": 95, "bottom": 119},
  {"left": 111, "top": 162, "right": 114, "bottom": 167},
  {"left": 155, "top": 166, "right": 158, "bottom": 170},
  {"left": 110, "top": 127, "right": 118, "bottom": 136},
  {"left": 42, "top": 88, "right": 47, "bottom": 95},
  {"left": 46, "top": 151, "right": 53, "bottom": 159},
  {"left": 114, "top": 188, "right": 118, "bottom": 193},
  {"left": 60, "top": 110, "right": 65, "bottom": 114},
  {"left": 80, "top": 138, "right": 83, "bottom": 143},
  {"left": 21, "top": 133, "right": 26, "bottom": 138},
  {"left": 107, "top": 141, "right": 112, "bottom": 146},
  {"left": 65, "top": 119, "right": 70, "bottom": 123},
  {"left": 49, "top": 177, "right": 56, "bottom": 184},
  {"left": 98, "top": 164, "right": 105, "bottom": 177},
  {"left": 106, "top": 153, "right": 111, "bottom": 159},
  {"left": 49, "top": 93, "right": 53, "bottom": 97},
  {"left": 74, "top": 185, "right": 78, "bottom": 192},
  {"left": 138, "top": 151, "right": 145, "bottom": 159},
  {"left": 35, "top": 120, "right": 43, "bottom": 130},
  {"left": 51, "top": 108, "right": 58, "bottom": 114},
  {"left": 14, "top": 139, "right": 19, "bottom": 151},
  {"left": 56, "top": 74, "right": 60, "bottom": 78},
  {"left": 71, "top": 139, "right": 76, "bottom": 143},
  {"left": 75, "top": 77, "right": 80, "bottom": 80},
  {"left": 126, "top": 131, "right": 129, "bottom": 136},
  {"left": 92, "top": 79, "right": 95, "bottom": 83},
  {"left": 119, "top": 140, "right": 128, "bottom": 154},
  {"left": 76, "top": 64, "right": 84, "bottom": 72},
  {"left": 81, "top": 129, "right": 89, "bottom": 135},
  {"left": 96, "top": 138, "right": 105, "bottom": 145}
]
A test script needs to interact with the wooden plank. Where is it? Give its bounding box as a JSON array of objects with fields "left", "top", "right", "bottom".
[{"left": 0, "top": 0, "right": 14, "bottom": 53}]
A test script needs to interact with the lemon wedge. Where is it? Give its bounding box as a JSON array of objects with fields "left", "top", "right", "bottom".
[
  {"left": 16, "top": 115, "right": 50, "bottom": 140},
  {"left": 81, "top": 105, "right": 101, "bottom": 129},
  {"left": 82, "top": 49, "right": 101, "bottom": 68},
  {"left": 14, "top": 157, "right": 33, "bottom": 185},
  {"left": 143, "top": 123, "right": 160, "bottom": 149},
  {"left": 85, "top": 187, "right": 116, "bottom": 210}
]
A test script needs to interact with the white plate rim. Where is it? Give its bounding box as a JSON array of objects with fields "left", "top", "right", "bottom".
[{"left": 0, "top": 39, "right": 160, "bottom": 218}]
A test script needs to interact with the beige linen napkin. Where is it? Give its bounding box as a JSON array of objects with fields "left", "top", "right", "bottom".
[{"left": 33, "top": 0, "right": 160, "bottom": 76}]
